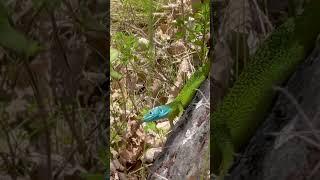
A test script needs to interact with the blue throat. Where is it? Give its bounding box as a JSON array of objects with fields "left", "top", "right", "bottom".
[{"left": 143, "top": 105, "right": 172, "bottom": 122}]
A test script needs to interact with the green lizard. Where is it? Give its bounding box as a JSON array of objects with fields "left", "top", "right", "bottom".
[
  {"left": 212, "top": 1, "right": 320, "bottom": 179},
  {"left": 143, "top": 61, "right": 210, "bottom": 128}
]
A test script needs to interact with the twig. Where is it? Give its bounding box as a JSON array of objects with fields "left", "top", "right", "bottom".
[
  {"left": 53, "top": 109, "right": 105, "bottom": 179},
  {"left": 152, "top": 173, "right": 169, "bottom": 180},
  {"left": 297, "top": 135, "right": 320, "bottom": 151},
  {"left": 60, "top": 100, "right": 86, "bottom": 154},
  {"left": 252, "top": 0, "right": 266, "bottom": 35},
  {"left": 23, "top": 59, "right": 52, "bottom": 180},
  {"left": 0, "top": 118, "right": 17, "bottom": 180},
  {"left": 46, "top": 7, "right": 72, "bottom": 72},
  {"left": 308, "top": 160, "right": 320, "bottom": 180},
  {"left": 273, "top": 86, "right": 320, "bottom": 142}
]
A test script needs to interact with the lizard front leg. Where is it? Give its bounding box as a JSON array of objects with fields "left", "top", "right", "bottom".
[
  {"left": 169, "top": 118, "right": 174, "bottom": 129},
  {"left": 178, "top": 103, "right": 184, "bottom": 117},
  {"left": 213, "top": 121, "right": 235, "bottom": 180},
  {"left": 217, "top": 141, "right": 234, "bottom": 180},
  {"left": 168, "top": 102, "right": 184, "bottom": 130}
]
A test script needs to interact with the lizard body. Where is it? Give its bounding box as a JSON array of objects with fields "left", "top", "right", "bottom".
[
  {"left": 212, "top": 1, "right": 320, "bottom": 179},
  {"left": 143, "top": 61, "right": 210, "bottom": 127}
]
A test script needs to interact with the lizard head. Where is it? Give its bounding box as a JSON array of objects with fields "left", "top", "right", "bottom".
[{"left": 143, "top": 105, "right": 172, "bottom": 122}]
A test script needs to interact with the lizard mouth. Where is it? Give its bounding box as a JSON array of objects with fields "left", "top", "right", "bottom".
[{"left": 143, "top": 114, "right": 160, "bottom": 122}]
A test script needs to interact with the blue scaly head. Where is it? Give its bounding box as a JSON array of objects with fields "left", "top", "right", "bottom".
[{"left": 143, "top": 105, "right": 172, "bottom": 122}]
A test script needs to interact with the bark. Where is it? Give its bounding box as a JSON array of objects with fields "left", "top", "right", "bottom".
[{"left": 147, "top": 79, "right": 210, "bottom": 180}]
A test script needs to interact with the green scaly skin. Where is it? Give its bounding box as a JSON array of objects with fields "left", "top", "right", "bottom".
[
  {"left": 168, "top": 61, "right": 210, "bottom": 119},
  {"left": 211, "top": 1, "right": 320, "bottom": 179}
]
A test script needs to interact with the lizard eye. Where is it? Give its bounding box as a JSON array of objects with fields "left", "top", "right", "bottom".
[{"left": 149, "top": 112, "right": 152, "bottom": 114}]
